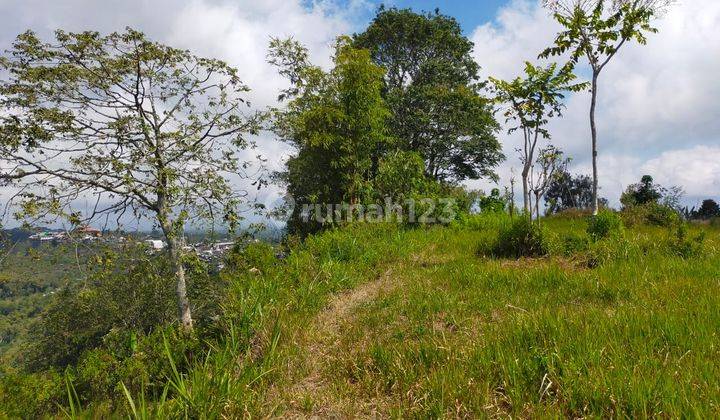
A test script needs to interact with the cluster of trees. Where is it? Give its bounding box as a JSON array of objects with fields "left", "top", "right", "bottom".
[
  {"left": 0, "top": 9, "right": 507, "bottom": 330},
  {"left": 269, "top": 9, "right": 504, "bottom": 234},
  {"left": 491, "top": 0, "right": 674, "bottom": 220}
]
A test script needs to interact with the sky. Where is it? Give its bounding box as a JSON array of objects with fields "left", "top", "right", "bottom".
[{"left": 1, "top": 0, "right": 719, "bottom": 228}]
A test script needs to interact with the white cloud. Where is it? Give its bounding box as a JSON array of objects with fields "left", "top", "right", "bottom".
[{"left": 468, "top": 0, "right": 720, "bottom": 206}]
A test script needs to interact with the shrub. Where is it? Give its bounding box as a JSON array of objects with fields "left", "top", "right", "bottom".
[
  {"left": 224, "top": 241, "right": 278, "bottom": 273},
  {"left": 667, "top": 224, "right": 706, "bottom": 259},
  {"left": 0, "top": 368, "right": 64, "bottom": 418},
  {"left": 586, "top": 210, "right": 623, "bottom": 241},
  {"left": 645, "top": 203, "right": 681, "bottom": 227},
  {"left": 560, "top": 232, "right": 590, "bottom": 256},
  {"left": 621, "top": 203, "right": 680, "bottom": 227},
  {"left": 488, "top": 217, "right": 549, "bottom": 258}
]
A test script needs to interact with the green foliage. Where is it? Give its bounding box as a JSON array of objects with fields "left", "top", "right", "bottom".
[
  {"left": 666, "top": 224, "right": 706, "bottom": 259},
  {"left": 541, "top": 1, "right": 666, "bottom": 73},
  {"left": 620, "top": 175, "right": 662, "bottom": 207},
  {"left": 581, "top": 234, "right": 640, "bottom": 268},
  {"left": 374, "top": 151, "right": 431, "bottom": 200},
  {"left": 697, "top": 199, "right": 720, "bottom": 219},
  {"left": 586, "top": 210, "right": 624, "bottom": 241},
  {"left": 621, "top": 203, "right": 680, "bottom": 227},
  {"left": 0, "top": 28, "right": 264, "bottom": 330},
  {"left": 545, "top": 170, "right": 608, "bottom": 213},
  {"left": 24, "top": 250, "right": 217, "bottom": 371},
  {"left": 487, "top": 216, "right": 550, "bottom": 258},
  {"left": 560, "top": 232, "right": 591, "bottom": 256},
  {"left": 224, "top": 241, "right": 278, "bottom": 273},
  {"left": 491, "top": 62, "right": 587, "bottom": 142},
  {"left": 354, "top": 7, "right": 503, "bottom": 182},
  {"left": 3, "top": 216, "right": 720, "bottom": 417},
  {"left": 490, "top": 63, "right": 586, "bottom": 214},
  {"left": 478, "top": 188, "right": 507, "bottom": 213},
  {"left": 0, "top": 368, "right": 65, "bottom": 418},
  {"left": 270, "top": 37, "right": 392, "bottom": 235}
]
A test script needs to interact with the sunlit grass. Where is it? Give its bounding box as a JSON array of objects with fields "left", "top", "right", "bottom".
[{"left": 117, "top": 216, "right": 720, "bottom": 417}]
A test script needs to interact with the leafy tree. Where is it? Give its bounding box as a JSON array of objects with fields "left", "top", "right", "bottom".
[
  {"left": 374, "top": 151, "right": 433, "bottom": 201},
  {"left": 697, "top": 199, "right": 720, "bottom": 219},
  {"left": 269, "top": 37, "right": 392, "bottom": 234},
  {"left": 620, "top": 175, "right": 662, "bottom": 207},
  {"left": 545, "top": 169, "right": 607, "bottom": 213},
  {"left": 0, "top": 29, "right": 262, "bottom": 331},
  {"left": 354, "top": 7, "right": 503, "bottom": 183},
  {"left": 621, "top": 174, "right": 684, "bottom": 210},
  {"left": 491, "top": 62, "right": 586, "bottom": 215},
  {"left": 541, "top": 0, "right": 674, "bottom": 214},
  {"left": 478, "top": 188, "right": 507, "bottom": 213}
]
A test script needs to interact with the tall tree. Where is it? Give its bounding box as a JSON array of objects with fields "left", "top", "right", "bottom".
[
  {"left": 269, "top": 37, "right": 391, "bottom": 234},
  {"left": 541, "top": 0, "right": 674, "bottom": 214},
  {"left": 491, "top": 62, "right": 586, "bottom": 215},
  {"left": 0, "top": 29, "right": 262, "bottom": 331},
  {"left": 354, "top": 7, "right": 503, "bottom": 183}
]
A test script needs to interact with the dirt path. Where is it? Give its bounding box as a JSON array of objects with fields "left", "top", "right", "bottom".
[
  {"left": 271, "top": 267, "right": 397, "bottom": 418},
  {"left": 267, "top": 247, "right": 440, "bottom": 418}
]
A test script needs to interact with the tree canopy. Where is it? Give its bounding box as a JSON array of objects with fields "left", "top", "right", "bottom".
[
  {"left": 491, "top": 62, "right": 586, "bottom": 215},
  {"left": 354, "top": 7, "right": 503, "bottom": 183},
  {"left": 269, "top": 37, "right": 392, "bottom": 234}
]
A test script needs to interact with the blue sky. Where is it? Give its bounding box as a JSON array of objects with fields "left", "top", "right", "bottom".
[{"left": 352, "top": 0, "right": 509, "bottom": 33}]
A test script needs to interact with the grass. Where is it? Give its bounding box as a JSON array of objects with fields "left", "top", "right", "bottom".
[
  {"left": 31, "top": 216, "right": 720, "bottom": 417},
  {"left": 250, "top": 216, "right": 720, "bottom": 418}
]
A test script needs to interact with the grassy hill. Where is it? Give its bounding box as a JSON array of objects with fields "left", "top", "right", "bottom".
[
  {"left": 237, "top": 216, "right": 720, "bottom": 417},
  {"left": 2, "top": 214, "right": 719, "bottom": 418}
]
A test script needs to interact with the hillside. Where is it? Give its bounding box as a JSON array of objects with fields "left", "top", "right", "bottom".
[
  {"left": 242, "top": 217, "right": 720, "bottom": 417},
  {"left": 2, "top": 214, "right": 719, "bottom": 417}
]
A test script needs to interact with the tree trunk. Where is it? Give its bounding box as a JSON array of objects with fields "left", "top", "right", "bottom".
[
  {"left": 535, "top": 192, "right": 541, "bottom": 224},
  {"left": 167, "top": 235, "right": 193, "bottom": 332},
  {"left": 590, "top": 73, "right": 600, "bottom": 215},
  {"left": 509, "top": 179, "right": 515, "bottom": 217},
  {"left": 522, "top": 166, "right": 530, "bottom": 217}
]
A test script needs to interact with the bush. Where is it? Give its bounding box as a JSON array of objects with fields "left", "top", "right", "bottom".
[
  {"left": 560, "top": 232, "right": 590, "bottom": 256},
  {"left": 0, "top": 368, "right": 64, "bottom": 418},
  {"left": 621, "top": 203, "right": 680, "bottom": 227},
  {"left": 667, "top": 224, "right": 706, "bottom": 259},
  {"left": 586, "top": 210, "right": 623, "bottom": 241},
  {"left": 488, "top": 217, "right": 549, "bottom": 258}
]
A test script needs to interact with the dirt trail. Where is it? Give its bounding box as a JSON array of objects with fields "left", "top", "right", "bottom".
[
  {"left": 270, "top": 247, "right": 440, "bottom": 417},
  {"left": 272, "top": 267, "right": 397, "bottom": 418}
]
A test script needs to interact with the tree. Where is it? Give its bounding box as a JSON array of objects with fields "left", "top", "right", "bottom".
[
  {"left": 697, "top": 199, "right": 719, "bottom": 219},
  {"left": 545, "top": 169, "right": 607, "bottom": 213},
  {"left": 620, "top": 175, "right": 661, "bottom": 207},
  {"left": 541, "top": 0, "right": 674, "bottom": 214},
  {"left": 354, "top": 7, "right": 504, "bottom": 183},
  {"left": 269, "top": 37, "right": 392, "bottom": 234},
  {"left": 529, "top": 146, "right": 569, "bottom": 221},
  {"left": 620, "top": 175, "right": 684, "bottom": 210},
  {"left": 0, "top": 29, "right": 262, "bottom": 331},
  {"left": 491, "top": 62, "right": 586, "bottom": 216}
]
